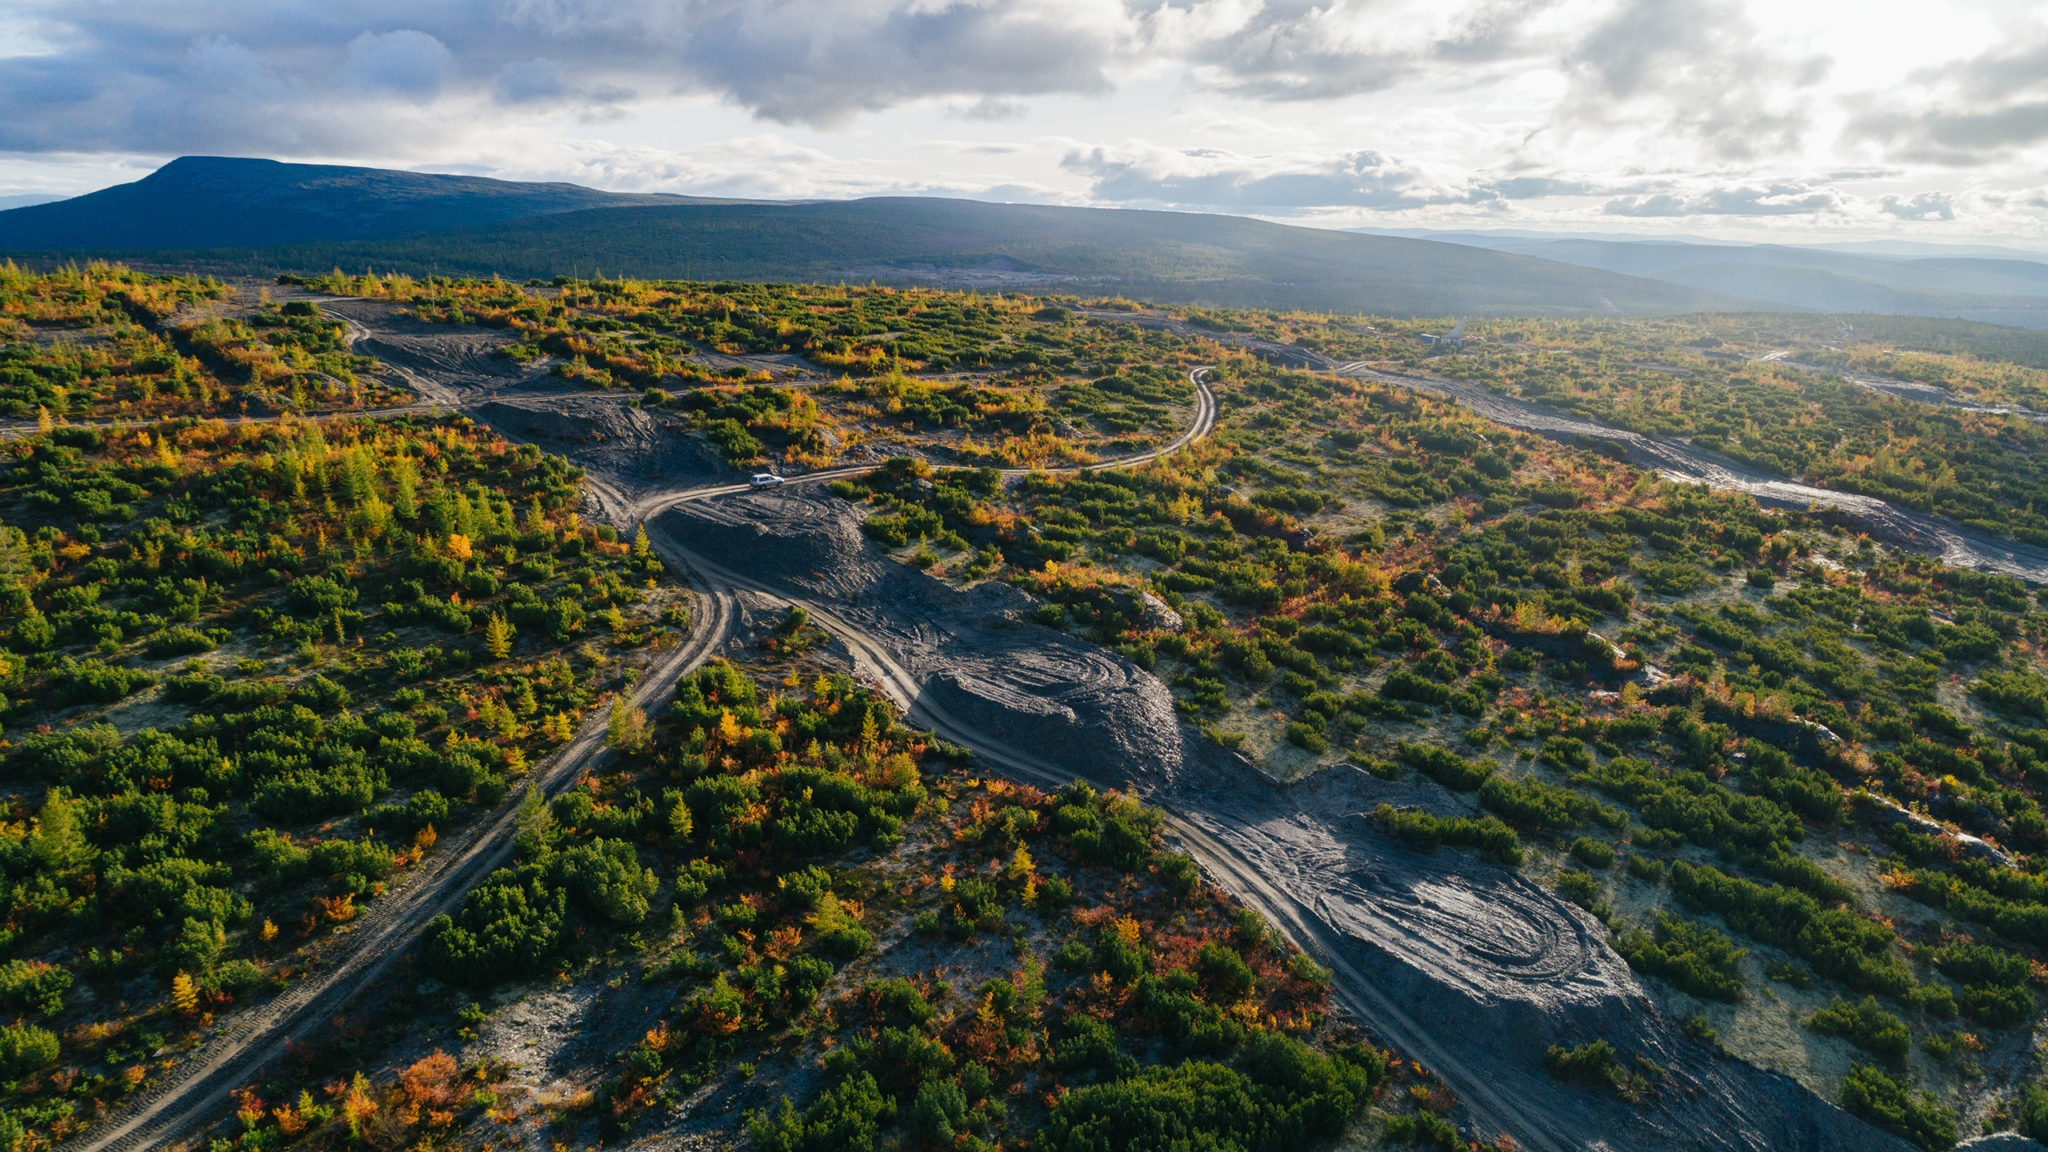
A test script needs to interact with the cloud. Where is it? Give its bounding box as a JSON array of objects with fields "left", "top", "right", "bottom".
[
  {"left": 0, "top": 0, "right": 1583, "bottom": 155},
  {"left": 1489, "top": 175, "right": 1597, "bottom": 200},
  {"left": 0, "top": 0, "right": 2030, "bottom": 242},
  {"left": 1060, "top": 141, "right": 1634, "bottom": 212},
  {"left": 1150, "top": 0, "right": 1557, "bottom": 102},
  {"left": 482, "top": 135, "right": 905, "bottom": 201},
  {"left": 1881, "top": 191, "right": 1955, "bottom": 221},
  {"left": 1848, "top": 36, "right": 2048, "bottom": 165},
  {"left": 1602, "top": 183, "right": 1845, "bottom": 217},
  {"left": 492, "top": 58, "right": 567, "bottom": 104},
  {"left": 1557, "top": 0, "right": 1828, "bottom": 161},
  {"left": 957, "top": 96, "right": 1028, "bottom": 121},
  {"left": 344, "top": 30, "right": 450, "bottom": 97},
  {"left": 1065, "top": 145, "right": 1484, "bottom": 210},
  {"left": 0, "top": 1, "right": 1124, "bottom": 153},
  {"left": 504, "top": 0, "right": 1122, "bottom": 126}
]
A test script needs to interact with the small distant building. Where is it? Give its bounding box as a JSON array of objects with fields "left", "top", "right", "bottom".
[{"left": 1419, "top": 319, "right": 1468, "bottom": 347}]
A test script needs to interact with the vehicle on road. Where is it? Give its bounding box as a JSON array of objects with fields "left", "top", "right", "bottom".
[{"left": 750, "top": 473, "right": 785, "bottom": 488}]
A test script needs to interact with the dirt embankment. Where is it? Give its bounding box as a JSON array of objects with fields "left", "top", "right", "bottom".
[
  {"left": 1336, "top": 361, "right": 2048, "bottom": 584},
  {"left": 1781, "top": 358, "right": 2048, "bottom": 426},
  {"left": 652, "top": 490, "right": 1909, "bottom": 1152},
  {"left": 1090, "top": 304, "right": 2048, "bottom": 584},
  {"left": 319, "top": 297, "right": 1910, "bottom": 1150}
]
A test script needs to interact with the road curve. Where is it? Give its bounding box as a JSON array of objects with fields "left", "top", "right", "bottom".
[
  {"left": 629, "top": 367, "right": 1214, "bottom": 523},
  {"left": 628, "top": 359, "right": 1556, "bottom": 1148},
  {"left": 653, "top": 538, "right": 1559, "bottom": 1152},
  {"left": 60, "top": 363, "right": 1212, "bottom": 1152},
  {"left": 66, "top": 584, "right": 737, "bottom": 1152}
]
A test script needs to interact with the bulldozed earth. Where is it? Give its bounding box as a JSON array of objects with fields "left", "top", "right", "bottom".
[{"left": 316, "top": 294, "right": 1948, "bottom": 1150}]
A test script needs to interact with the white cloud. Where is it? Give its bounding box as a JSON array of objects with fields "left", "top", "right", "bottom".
[
  {"left": 492, "top": 57, "right": 566, "bottom": 104},
  {"left": 344, "top": 30, "right": 451, "bottom": 97},
  {"left": 1063, "top": 143, "right": 1498, "bottom": 209},
  {"left": 1556, "top": 0, "right": 1830, "bottom": 162},
  {"left": 1603, "top": 183, "right": 1846, "bottom": 217},
  {"left": 1849, "top": 34, "right": 2048, "bottom": 165},
  {"left": 1880, "top": 191, "right": 1955, "bottom": 220},
  {"left": 0, "top": 0, "right": 2042, "bottom": 242}
]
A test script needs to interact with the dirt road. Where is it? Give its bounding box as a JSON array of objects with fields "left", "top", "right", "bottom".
[
  {"left": 69, "top": 580, "right": 738, "bottom": 1152},
  {"left": 58, "top": 326, "right": 1213, "bottom": 1152},
  {"left": 1329, "top": 358, "right": 2048, "bottom": 583},
  {"left": 650, "top": 488, "right": 1902, "bottom": 1152},
  {"left": 66, "top": 295, "right": 1914, "bottom": 1152}
]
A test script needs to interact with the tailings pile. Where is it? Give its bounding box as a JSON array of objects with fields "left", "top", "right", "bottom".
[{"left": 657, "top": 489, "right": 1906, "bottom": 1152}]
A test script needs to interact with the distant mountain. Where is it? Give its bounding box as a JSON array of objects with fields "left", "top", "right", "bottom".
[
  {"left": 1799, "top": 239, "right": 2048, "bottom": 261},
  {"left": 230, "top": 197, "right": 1771, "bottom": 317},
  {"left": 0, "top": 158, "right": 1760, "bottom": 320},
  {"left": 1418, "top": 234, "right": 2048, "bottom": 328},
  {"left": 0, "top": 156, "right": 751, "bottom": 251}
]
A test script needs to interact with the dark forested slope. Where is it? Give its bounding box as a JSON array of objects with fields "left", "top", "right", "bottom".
[
  {"left": 0, "top": 156, "right": 738, "bottom": 251},
  {"left": 0, "top": 158, "right": 1756, "bottom": 319}
]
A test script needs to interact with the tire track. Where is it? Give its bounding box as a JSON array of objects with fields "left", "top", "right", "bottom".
[
  {"left": 647, "top": 539, "right": 1562, "bottom": 1152},
  {"left": 70, "top": 582, "right": 734, "bottom": 1152},
  {"left": 62, "top": 346, "right": 1210, "bottom": 1151},
  {"left": 629, "top": 367, "right": 1213, "bottom": 523}
]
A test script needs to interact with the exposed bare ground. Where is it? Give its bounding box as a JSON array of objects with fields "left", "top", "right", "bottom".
[{"left": 66, "top": 294, "right": 1967, "bottom": 1152}]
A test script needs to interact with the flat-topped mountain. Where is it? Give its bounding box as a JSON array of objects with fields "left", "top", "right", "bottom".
[
  {"left": 0, "top": 156, "right": 741, "bottom": 250},
  {"left": 0, "top": 156, "right": 1758, "bottom": 318}
]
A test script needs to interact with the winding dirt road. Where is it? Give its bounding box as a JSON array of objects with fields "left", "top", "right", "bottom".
[
  {"left": 623, "top": 367, "right": 1215, "bottom": 523},
  {"left": 650, "top": 532, "right": 1574, "bottom": 1151},
  {"left": 1327, "top": 357, "right": 2048, "bottom": 584},
  {"left": 63, "top": 293, "right": 1921, "bottom": 1152},
  {"left": 59, "top": 350, "right": 1213, "bottom": 1151},
  {"left": 71, "top": 579, "right": 738, "bottom": 1152}
]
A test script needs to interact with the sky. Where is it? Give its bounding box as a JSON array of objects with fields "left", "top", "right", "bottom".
[{"left": 2, "top": 0, "right": 2047, "bottom": 245}]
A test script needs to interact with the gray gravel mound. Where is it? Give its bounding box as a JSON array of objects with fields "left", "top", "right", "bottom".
[
  {"left": 663, "top": 490, "right": 1187, "bottom": 782},
  {"left": 1170, "top": 745, "right": 1908, "bottom": 1151},
  {"left": 658, "top": 489, "right": 1908, "bottom": 1152},
  {"left": 321, "top": 296, "right": 1912, "bottom": 1152},
  {"left": 318, "top": 298, "right": 531, "bottom": 382},
  {"left": 470, "top": 390, "right": 729, "bottom": 499}
]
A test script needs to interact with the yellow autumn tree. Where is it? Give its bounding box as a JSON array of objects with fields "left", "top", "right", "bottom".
[
  {"left": 544, "top": 711, "right": 577, "bottom": 743},
  {"left": 342, "top": 1072, "right": 378, "bottom": 1136},
  {"left": 632, "top": 524, "right": 653, "bottom": 561},
  {"left": 484, "top": 613, "right": 514, "bottom": 659},
  {"left": 171, "top": 972, "right": 199, "bottom": 1014},
  {"left": 607, "top": 697, "right": 649, "bottom": 752},
  {"left": 715, "top": 709, "right": 744, "bottom": 748}
]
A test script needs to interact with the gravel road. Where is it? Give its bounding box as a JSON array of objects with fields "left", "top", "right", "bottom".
[{"left": 63, "top": 294, "right": 1947, "bottom": 1152}]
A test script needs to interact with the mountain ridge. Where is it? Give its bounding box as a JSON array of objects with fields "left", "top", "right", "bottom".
[
  {"left": 0, "top": 157, "right": 1763, "bottom": 320},
  {"left": 1420, "top": 233, "right": 2048, "bottom": 327},
  {"left": 0, "top": 156, "right": 763, "bottom": 251}
]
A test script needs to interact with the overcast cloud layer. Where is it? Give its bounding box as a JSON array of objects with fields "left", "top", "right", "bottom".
[{"left": 2, "top": 0, "right": 2047, "bottom": 243}]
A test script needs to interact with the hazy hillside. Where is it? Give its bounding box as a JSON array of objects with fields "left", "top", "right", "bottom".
[
  {"left": 0, "top": 158, "right": 1759, "bottom": 319},
  {"left": 1441, "top": 235, "right": 2048, "bottom": 327},
  {"left": 242, "top": 198, "right": 1755, "bottom": 316},
  {"left": 0, "top": 156, "right": 744, "bottom": 250}
]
